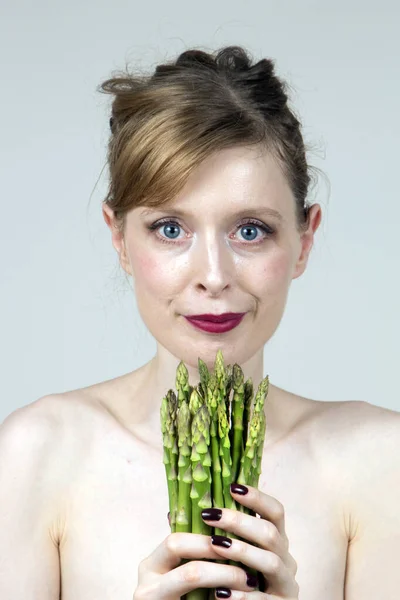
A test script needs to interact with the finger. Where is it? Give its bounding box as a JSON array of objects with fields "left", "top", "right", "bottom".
[
  {"left": 209, "top": 535, "right": 297, "bottom": 598},
  {"left": 215, "top": 571, "right": 270, "bottom": 598},
  {"left": 230, "top": 484, "right": 288, "bottom": 542},
  {"left": 214, "top": 589, "right": 267, "bottom": 600},
  {"left": 163, "top": 558, "right": 259, "bottom": 598},
  {"left": 140, "top": 533, "right": 223, "bottom": 575},
  {"left": 201, "top": 507, "right": 286, "bottom": 559}
]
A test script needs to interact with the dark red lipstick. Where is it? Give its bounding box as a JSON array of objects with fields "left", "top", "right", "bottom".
[
  {"left": 185, "top": 313, "right": 245, "bottom": 323},
  {"left": 184, "top": 313, "right": 246, "bottom": 333}
]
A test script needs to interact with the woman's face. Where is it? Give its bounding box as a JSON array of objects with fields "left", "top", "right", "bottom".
[{"left": 103, "top": 145, "right": 320, "bottom": 369}]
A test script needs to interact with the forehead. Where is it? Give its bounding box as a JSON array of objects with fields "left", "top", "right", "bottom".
[{"left": 135, "top": 146, "right": 294, "bottom": 222}]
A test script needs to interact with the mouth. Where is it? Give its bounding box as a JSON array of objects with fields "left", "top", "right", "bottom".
[
  {"left": 185, "top": 312, "right": 246, "bottom": 323},
  {"left": 184, "top": 314, "right": 246, "bottom": 334}
]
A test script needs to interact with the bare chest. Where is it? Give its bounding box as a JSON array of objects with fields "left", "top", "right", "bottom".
[{"left": 58, "top": 419, "right": 348, "bottom": 600}]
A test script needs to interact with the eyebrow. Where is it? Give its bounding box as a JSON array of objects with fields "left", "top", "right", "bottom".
[{"left": 140, "top": 206, "right": 284, "bottom": 222}]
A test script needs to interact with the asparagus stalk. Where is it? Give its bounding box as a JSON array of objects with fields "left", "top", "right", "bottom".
[
  {"left": 251, "top": 408, "right": 266, "bottom": 487},
  {"left": 229, "top": 375, "right": 268, "bottom": 580},
  {"left": 176, "top": 399, "right": 193, "bottom": 533},
  {"left": 191, "top": 404, "right": 213, "bottom": 531},
  {"left": 206, "top": 372, "right": 225, "bottom": 537},
  {"left": 198, "top": 357, "right": 210, "bottom": 401},
  {"left": 250, "top": 376, "right": 268, "bottom": 487},
  {"left": 189, "top": 390, "right": 212, "bottom": 535},
  {"left": 224, "top": 363, "right": 233, "bottom": 427},
  {"left": 214, "top": 352, "right": 236, "bottom": 513},
  {"left": 217, "top": 401, "right": 236, "bottom": 512},
  {"left": 175, "top": 360, "right": 193, "bottom": 532},
  {"left": 243, "top": 378, "right": 254, "bottom": 450},
  {"left": 160, "top": 390, "right": 179, "bottom": 532},
  {"left": 176, "top": 361, "right": 191, "bottom": 406},
  {"left": 237, "top": 375, "right": 269, "bottom": 488},
  {"left": 214, "top": 351, "right": 241, "bottom": 574},
  {"left": 187, "top": 402, "right": 212, "bottom": 600},
  {"left": 230, "top": 364, "right": 245, "bottom": 485}
]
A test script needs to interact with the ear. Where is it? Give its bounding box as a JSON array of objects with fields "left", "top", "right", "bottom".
[
  {"left": 102, "top": 203, "right": 132, "bottom": 276},
  {"left": 292, "top": 204, "right": 322, "bottom": 280}
]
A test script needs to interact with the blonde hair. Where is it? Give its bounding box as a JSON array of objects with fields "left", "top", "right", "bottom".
[{"left": 98, "top": 45, "right": 318, "bottom": 237}]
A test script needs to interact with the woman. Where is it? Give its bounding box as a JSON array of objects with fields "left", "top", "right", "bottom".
[{"left": 0, "top": 45, "right": 399, "bottom": 600}]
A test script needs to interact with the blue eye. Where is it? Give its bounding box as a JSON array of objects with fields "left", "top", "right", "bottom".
[
  {"left": 147, "top": 218, "right": 274, "bottom": 246},
  {"left": 161, "top": 223, "right": 181, "bottom": 239},
  {"left": 240, "top": 225, "right": 259, "bottom": 242}
]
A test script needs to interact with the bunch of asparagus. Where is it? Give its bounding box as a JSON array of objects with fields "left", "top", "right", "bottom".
[{"left": 160, "top": 349, "right": 269, "bottom": 600}]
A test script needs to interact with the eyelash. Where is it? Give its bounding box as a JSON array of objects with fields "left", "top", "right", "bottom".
[{"left": 146, "top": 218, "right": 275, "bottom": 246}]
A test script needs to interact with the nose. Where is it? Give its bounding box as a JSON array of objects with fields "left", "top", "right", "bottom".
[{"left": 191, "top": 233, "right": 234, "bottom": 296}]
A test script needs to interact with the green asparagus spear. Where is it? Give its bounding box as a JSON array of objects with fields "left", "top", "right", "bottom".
[
  {"left": 189, "top": 388, "right": 211, "bottom": 533},
  {"left": 160, "top": 390, "right": 179, "bottom": 532},
  {"left": 251, "top": 408, "right": 266, "bottom": 487},
  {"left": 224, "top": 363, "right": 233, "bottom": 419},
  {"left": 243, "top": 378, "right": 254, "bottom": 450},
  {"left": 217, "top": 401, "right": 235, "bottom": 511},
  {"left": 186, "top": 403, "right": 212, "bottom": 600},
  {"left": 198, "top": 357, "right": 211, "bottom": 401},
  {"left": 206, "top": 373, "right": 225, "bottom": 537},
  {"left": 230, "top": 364, "right": 245, "bottom": 484},
  {"left": 237, "top": 375, "right": 269, "bottom": 488},
  {"left": 190, "top": 403, "right": 213, "bottom": 534},
  {"left": 176, "top": 400, "right": 192, "bottom": 532},
  {"left": 228, "top": 375, "right": 268, "bottom": 587},
  {"left": 176, "top": 360, "right": 191, "bottom": 406},
  {"left": 215, "top": 350, "right": 241, "bottom": 575},
  {"left": 252, "top": 375, "right": 269, "bottom": 490}
]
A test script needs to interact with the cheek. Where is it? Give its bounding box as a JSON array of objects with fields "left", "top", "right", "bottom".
[
  {"left": 133, "top": 251, "right": 159, "bottom": 287},
  {"left": 135, "top": 251, "right": 154, "bottom": 275},
  {"left": 131, "top": 249, "right": 181, "bottom": 295},
  {"left": 257, "top": 252, "right": 292, "bottom": 289}
]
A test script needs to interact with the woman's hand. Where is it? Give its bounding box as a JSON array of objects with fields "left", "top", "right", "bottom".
[
  {"left": 201, "top": 483, "right": 299, "bottom": 599},
  {"left": 134, "top": 483, "right": 299, "bottom": 599}
]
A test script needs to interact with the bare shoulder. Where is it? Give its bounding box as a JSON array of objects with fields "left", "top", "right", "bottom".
[
  {"left": 0, "top": 392, "right": 111, "bottom": 541},
  {"left": 310, "top": 398, "right": 400, "bottom": 536},
  {"left": 0, "top": 395, "right": 71, "bottom": 546},
  {"left": 0, "top": 389, "right": 104, "bottom": 465},
  {"left": 1, "top": 391, "right": 107, "bottom": 444},
  {"left": 317, "top": 400, "right": 400, "bottom": 598},
  {"left": 313, "top": 398, "right": 400, "bottom": 458},
  {"left": 0, "top": 394, "right": 74, "bottom": 467}
]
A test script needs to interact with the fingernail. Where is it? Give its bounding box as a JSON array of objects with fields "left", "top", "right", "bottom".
[
  {"left": 258, "top": 572, "right": 269, "bottom": 592},
  {"left": 216, "top": 588, "right": 231, "bottom": 598},
  {"left": 211, "top": 535, "right": 232, "bottom": 548},
  {"left": 246, "top": 572, "right": 258, "bottom": 588},
  {"left": 201, "top": 508, "right": 222, "bottom": 521},
  {"left": 230, "top": 483, "right": 248, "bottom": 495}
]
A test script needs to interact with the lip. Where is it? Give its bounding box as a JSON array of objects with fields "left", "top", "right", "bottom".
[
  {"left": 185, "top": 314, "right": 245, "bottom": 334},
  {"left": 185, "top": 312, "right": 246, "bottom": 323}
]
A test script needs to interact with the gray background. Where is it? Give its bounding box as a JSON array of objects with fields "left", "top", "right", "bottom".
[{"left": 1, "top": 0, "right": 399, "bottom": 423}]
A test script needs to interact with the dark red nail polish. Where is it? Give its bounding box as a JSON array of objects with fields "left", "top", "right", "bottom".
[
  {"left": 258, "top": 572, "right": 269, "bottom": 592},
  {"left": 246, "top": 572, "right": 258, "bottom": 588},
  {"left": 211, "top": 535, "right": 232, "bottom": 548},
  {"left": 216, "top": 588, "right": 231, "bottom": 598},
  {"left": 230, "top": 483, "right": 248, "bottom": 495},
  {"left": 201, "top": 508, "right": 222, "bottom": 521}
]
